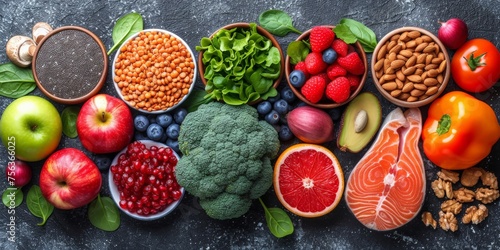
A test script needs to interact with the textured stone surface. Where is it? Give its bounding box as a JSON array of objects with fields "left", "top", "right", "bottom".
[{"left": 0, "top": 0, "right": 499, "bottom": 249}]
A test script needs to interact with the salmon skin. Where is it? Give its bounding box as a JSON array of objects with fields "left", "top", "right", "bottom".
[{"left": 345, "top": 108, "right": 425, "bottom": 231}]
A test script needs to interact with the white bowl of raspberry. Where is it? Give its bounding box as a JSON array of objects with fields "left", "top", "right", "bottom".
[{"left": 109, "top": 140, "right": 184, "bottom": 221}]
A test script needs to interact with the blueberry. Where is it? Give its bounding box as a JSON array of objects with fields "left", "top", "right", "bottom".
[
  {"left": 173, "top": 108, "right": 188, "bottom": 124},
  {"left": 278, "top": 125, "right": 294, "bottom": 141},
  {"left": 94, "top": 156, "right": 111, "bottom": 171},
  {"left": 257, "top": 101, "right": 272, "bottom": 115},
  {"left": 328, "top": 108, "right": 342, "bottom": 121},
  {"left": 134, "top": 132, "right": 149, "bottom": 141},
  {"left": 166, "top": 138, "right": 180, "bottom": 154},
  {"left": 146, "top": 123, "right": 164, "bottom": 141},
  {"left": 273, "top": 99, "right": 289, "bottom": 115},
  {"left": 265, "top": 110, "right": 280, "bottom": 125},
  {"left": 156, "top": 114, "right": 173, "bottom": 128},
  {"left": 134, "top": 115, "right": 149, "bottom": 132},
  {"left": 267, "top": 92, "right": 281, "bottom": 103},
  {"left": 289, "top": 70, "right": 306, "bottom": 88},
  {"left": 166, "top": 123, "right": 180, "bottom": 139},
  {"left": 280, "top": 87, "right": 296, "bottom": 103},
  {"left": 322, "top": 48, "right": 337, "bottom": 64}
]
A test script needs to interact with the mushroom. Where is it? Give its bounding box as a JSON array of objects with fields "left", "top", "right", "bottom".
[
  {"left": 6, "top": 35, "right": 37, "bottom": 67},
  {"left": 32, "top": 22, "right": 53, "bottom": 44}
]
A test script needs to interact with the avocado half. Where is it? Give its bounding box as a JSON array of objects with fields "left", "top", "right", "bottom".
[{"left": 337, "top": 92, "right": 382, "bottom": 153}]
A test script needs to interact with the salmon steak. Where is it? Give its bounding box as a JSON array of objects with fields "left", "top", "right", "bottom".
[{"left": 345, "top": 108, "right": 425, "bottom": 231}]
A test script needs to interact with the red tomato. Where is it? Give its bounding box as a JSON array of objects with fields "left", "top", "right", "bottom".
[{"left": 451, "top": 38, "right": 500, "bottom": 93}]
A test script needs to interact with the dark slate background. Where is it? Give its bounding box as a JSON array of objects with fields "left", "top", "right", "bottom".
[{"left": 1, "top": 0, "right": 499, "bottom": 249}]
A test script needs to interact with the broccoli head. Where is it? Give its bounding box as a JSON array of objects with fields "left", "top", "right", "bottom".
[{"left": 174, "top": 102, "right": 280, "bottom": 220}]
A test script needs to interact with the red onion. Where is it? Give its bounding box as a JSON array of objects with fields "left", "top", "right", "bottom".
[
  {"left": 5, "top": 160, "right": 32, "bottom": 187},
  {"left": 287, "top": 106, "right": 334, "bottom": 144},
  {"left": 438, "top": 18, "right": 468, "bottom": 50}
]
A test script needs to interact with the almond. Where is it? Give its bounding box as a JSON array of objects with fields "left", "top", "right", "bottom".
[
  {"left": 405, "top": 55, "right": 417, "bottom": 67},
  {"left": 438, "top": 60, "right": 447, "bottom": 73},
  {"left": 399, "top": 50, "right": 413, "bottom": 58},
  {"left": 377, "top": 44, "right": 388, "bottom": 60},
  {"left": 414, "top": 83, "right": 428, "bottom": 91},
  {"left": 407, "top": 75, "right": 422, "bottom": 83},
  {"left": 382, "top": 81, "right": 398, "bottom": 91},
  {"left": 415, "top": 42, "right": 428, "bottom": 52},
  {"left": 390, "top": 59, "right": 406, "bottom": 69},
  {"left": 426, "top": 86, "right": 438, "bottom": 96},
  {"left": 374, "top": 59, "right": 385, "bottom": 72},
  {"left": 402, "top": 82, "right": 414, "bottom": 93},
  {"left": 407, "top": 30, "right": 421, "bottom": 39}
]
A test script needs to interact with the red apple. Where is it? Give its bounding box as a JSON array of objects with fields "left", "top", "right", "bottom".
[
  {"left": 5, "top": 160, "right": 32, "bottom": 187},
  {"left": 76, "top": 94, "right": 133, "bottom": 154},
  {"left": 40, "top": 148, "right": 102, "bottom": 209}
]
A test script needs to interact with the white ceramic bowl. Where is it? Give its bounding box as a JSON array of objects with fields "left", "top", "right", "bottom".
[
  {"left": 112, "top": 29, "right": 197, "bottom": 114},
  {"left": 108, "top": 140, "right": 184, "bottom": 221}
]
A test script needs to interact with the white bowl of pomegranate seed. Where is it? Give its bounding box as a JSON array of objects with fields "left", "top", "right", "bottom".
[{"left": 108, "top": 140, "right": 184, "bottom": 221}]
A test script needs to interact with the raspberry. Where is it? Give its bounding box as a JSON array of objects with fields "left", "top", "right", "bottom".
[
  {"left": 337, "top": 52, "right": 365, "bottom": 75},
  {"left": 316, "top": 72, "right": 330, "bottom": 84},
  {"left": 310, "top": 26, "right": 335, "bottom": 52},
  {"left": 301, "top": 75, "right": 326, "bottom": 103},
  {"left": 331, "top": 39, "right": 348, "bottom": 57},
  {"left": 346, "top": 74, "right": 361, "bottom": 91},
  {"left": 305, "top": 52, "right": 327, "bottom": 75},
  {"left": 326, "top": 63, "right": 347, "bottom": 80},
  {"left": 326, "top": 76, "right": 351, "bottom": 103},
  {"left": 294, "top": 61, "right": 310, "bottom": 78}
]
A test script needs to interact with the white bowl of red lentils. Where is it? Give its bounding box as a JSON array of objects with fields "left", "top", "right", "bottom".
[{"left": 112, "top": 29, "right": 197, "bottom": 114}]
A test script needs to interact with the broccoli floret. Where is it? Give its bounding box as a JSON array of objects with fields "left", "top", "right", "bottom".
[{"left": 175, "top": 102, "right": 280, "bottom": 220}]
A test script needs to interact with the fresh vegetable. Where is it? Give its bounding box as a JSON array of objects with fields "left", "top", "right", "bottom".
[
  {"left": 2, "top": 188, "right": 23, "bottom": 208},
  {"left": 0, "top": 63, "right": 36, "bottom": 98},
  {"left": 180, "top": 88, "right": 213, "bottom": 112},
  {"left": 287, "top": 41, "right": 310, "bottom": 65},
  {"left": 287, "top": 106, "right": 334, "bottom": 144},
  {"left": 175, "top": 102, "right": 280, "bottom": 220},
  {"left": 107, "top": 12, "right": 143, "bottom": 55},
  {"left": 258, "top": 9, "right": 301, "bottom": 36},
  {"left": 61, "top": 106, "right": 80, "bottom": 138},
  {"left": 88, "top": 195, "right": 120, "bottom": 231},
  {"left": 438, "top": 18, "right": 468, "bottom": 50},
  {"left": 26, "top": 185, "right": 54, "bottom": 226},
  {"left": 333, "top": 18, "right": 377, "bottom": 53},
  {"left": 258, "top": 198, "right": 294, "bottom": 238},
  {"left": 451, "top": 38, "right": 500, "bottom": 93},
  {"left": 196, "top": 23, "right": 281, "bottom": 105},
  {"left": 6, "top": 160, "right": 32, "bottom": 187},
  {"left": 422, "top": 91, "right": 500, "bottom": 170}
]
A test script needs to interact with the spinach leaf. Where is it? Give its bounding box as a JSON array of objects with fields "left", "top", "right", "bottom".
[
  {"left": 61, "top": 106, "right": 80, "bottom": 138},
  {"left": 26, "top": 185, "right": 54, "bottom": 226},
  {"left": 259, "top": 198, "right": 294, "bottom": 238},
  {"left": 0, "top": 63, "right": 36, "bottom": 98},
  {"left": 2, "top": 188, "right": 23, "bottom": 208},
  {"left": 88, "top": 195, "right": 120, "bottom": 232},
  {"left": 334, "top": 18, "right": 377, "bottom": 53},
  {"left": 287, "top": 41, "right": 310, "bottom": 65},
  {"left": 181, "top": 89, "right": 213, "bottom": 112},
  {"left": 107, "top": 12, "right": 144, "bottom": 55},
  {"left": 258, "top": 10, "right": 301, "bottom": 36}
]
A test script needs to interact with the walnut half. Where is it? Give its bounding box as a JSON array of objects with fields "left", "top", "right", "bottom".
[
  {"left": 453, "top": 187, "right": 475, "bottom": 203},
  {"left": 438, "top": 169, "right": 460, "bottom": 184},
  {"left": 475, "top": 187, "right": 500, "bottom": 204},
  {"left": 462, "top": 204, "right": 488, "bottom": 225},
  {"left": 480, "top": 170, "right": 498, "bottom": 190},
  {"left": 439, "top": 211, "right": 458, "bottom": 232},
  {"left": 440, "top": 199, "right": 462, "bottom": 215},
  {"left": 421, "top": 211, "right": 437, "bottom": 229},
  {"left": 431, "top": 178, "right": 454, "bottom": 199},
  {"left": 460, "top": 167, "right": 483, "bottom": 187}
]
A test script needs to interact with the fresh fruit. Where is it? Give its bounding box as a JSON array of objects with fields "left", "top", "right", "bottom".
[
  {"left": 146, "top": 123, "right": 164, "bottom": 141},
  {"left": 77, "top": 94, "right": 134, "bottom": 154},
  {"left": 301, "top": 75, "right": 326, "bottom": 103},
  {"left": 274, "top": 143, "right": 344, "bottom": 218},
  {"left": 155, "top": 114, "right": 173, "bottom": 128},
  {"left": 40, "top": 148, "right": 102, "bottom": 210},
  {"left": 257, "top": 101, "right": 273, "bottom": 115},
  {"left": 173, "top": 108, "right": 188, "bottom": 124},
  {"left": 265, "top": 110, "right": 280, "bottom": 125},
  {"left": 345, "top": 108, "right": 424, "bottom": 231},
  {"left": 438, "top": 18, "right": 468, "bottom": 50},
  {"left": 134, "top": 115, "right": 150, "bottom": 132},
  {"left": 331, "top": 39, "right": 348, "bottom": 57},
  {"left": 309, "top": 26, "right": 335, "bottom": 52},
  {"left": 337, "top": 52, "right": 365, "bottom": 75},
  {"left": 293, "top": 61, "right": 310, "bottom": 78},
  {"left": 5, "top": 160, "right": 32, "bottom": 187},
  {"left": 278, "top": 125, "right": 293, "bottom": 141},
  {"left": 451, "top": 38, "right": 500, "bottom": 93},
  {"left": 337, "top": 92, "right": 382, "bottom": 153},
  {"left": 0, "top": 96, "right": 62, "bottom": 162},
  {"left": 326, "top": 63, "right": 347, "bottom": 80},
  {"left": 346, "top": 74, "right": 361, "bottom": 91},
  {"left": 280, "top": 87, "right": 296, "bottom": 103},
  {"left": 305, "top": 52, "right": 327, "bottom": 75},
  {"left": 166, "top": 123, "right": 180, "bottom": 140},
  {"left": 273, "top": 99, "right": 289, "bottom": 115},
  {"left": 287, "top": 106, "right": 334, "bottom": 144},
  {"left": 322, "top": 48, "right": 337, "bottom": 64},
  {"left": 166, "top": 138, "right": 180, "bottom": 154},
  {"left": 326, "top": 76, "right": 351, "bottom": 103},
  {"left": 94, "top": 156, "right": 112, "bottom": 171}
]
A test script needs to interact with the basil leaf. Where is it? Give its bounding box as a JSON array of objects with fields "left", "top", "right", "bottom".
[
  {"left": 2, "top": 188, "right": 23, "bottom": 208},
  {"left": 335, "top": 18, "right": 377, "bottom": 53},
  {"left": 107, "top": 12, "right": 144, "bottom": 55},
  {"left": 26, "top": 185, "right": 54, "bottom": 226},
  {"left": 258, "top": 10, "right": 301, "bottom": 36},
  {"left": 61, "top": 106, "right": 80, "bottom": 138},
  {"left": 333, "top": 24, "right": 358, "bottom": 44},
  {"left": 88, "top": 195, "right": 120, "bottom": 232},
  {"left": 0, "top": 63, "right": 36, "bottom": 98},
  {"left": 287, "top": 41, "right": 310, "bottom": 64},
  {"left": 259, "top": 198, "right": 294, "bottom": 238}
]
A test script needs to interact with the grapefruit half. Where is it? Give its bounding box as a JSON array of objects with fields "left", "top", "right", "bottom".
[{"left": 273, "top": 143, "right": 344, "bottom": 218}]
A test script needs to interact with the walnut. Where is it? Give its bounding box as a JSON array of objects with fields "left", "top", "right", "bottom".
[
  {"left": 460, "top": 167, "right": 483, "bottom": 187},
  {"left": 431, "top": 178, "right": 453, "bottom": 199},
  {"left": 440, "top": 199, "right": 462, "bottom": 215},
  {"left": 437, "top": 169, "right": 460, "bottom": 184},
  {"left": 480, "top": 170, "right": 498, "bottom": 190},
  {"left": 475, "top": 187, "right": 500, "bottom": 204},
  {"left": 438, "top": 211, "right": 458, "bottom": 232},
  {"left": 421, "top": 211, "right": 437, "bottom": 229},
  {"left": 462, "top": 204, "right": 488, "bottom": 224},
  {"left": 453, "top": 187, "right": 475, "bottom": 203}
]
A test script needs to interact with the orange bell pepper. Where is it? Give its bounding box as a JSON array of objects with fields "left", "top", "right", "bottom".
[{"left": 422, "top": 91, "right": 500, "bottom": 170}]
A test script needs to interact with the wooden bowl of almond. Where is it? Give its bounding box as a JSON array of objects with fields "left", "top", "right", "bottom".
[{"left": 371, "top": 27, "right": 450, "bottom": 108}]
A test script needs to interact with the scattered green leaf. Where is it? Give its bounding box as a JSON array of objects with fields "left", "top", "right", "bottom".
[
  {"left": 258, "top": 10, "right": 301, "bottom": 36},
  {"left": 0, "top": 63, "right": 36, "bottom": 98},
  {"left": 61, "top": 106, "right": 80, "bottom": 138},
  {"left": 88, "top": 195, "right": 120, "bottom": 232},
  {"left": 334, "top": 18, "right": 377, "bottom": 53},
  {"left": 259, "top": 198, "right": 294, "bottom": 238},
  {"left": 26, "top": 185, "right": 54, "bottom": 226},
  {"left": 181, "top": 89, "right": 213, "bottom": 112},
  {"left": 287, "top": 41, "right": 310, "bottom": 65},
  {"left": 2, "top": 188, "right": 23, "bottom": 208},
  {"left": 107, "top": 12, "right": 144, "bottom": 55}
]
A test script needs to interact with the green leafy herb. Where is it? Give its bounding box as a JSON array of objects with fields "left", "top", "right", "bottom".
[
  {"left": 258, "top": 10, "right": 301, "bottom": 36},
  {"left": 61, "top": 106, "right": 80, "bottom": 138},
  {"left": 259, "top": 198, "right": 294, "bottom": 238},
  {"left": 0, "top": 63, "right": 36, "bottom": 98},
  {"left": 2, "top": 188, "right": 23, "bottom": 208},
  {"left": 287, "top": 41, "right": 310, "bottom": 65},
  {"left": 334, "top": 18, "right": 378, "bottom": 53},
  {"left": 107, "top": 12, "right": 144, "bottom": 55},
  {"left": 88, "top": 195, "right": 120, "bottom": 232},
  {"left": 181, "top": 88, "right": 213, "bottom": 112},
  {"left": 26, "top": 185, "right": 54, "bottom": 226}
]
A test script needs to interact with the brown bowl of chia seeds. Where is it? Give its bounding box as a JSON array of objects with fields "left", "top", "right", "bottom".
[{"left": 32, "top": 26, "right": 108, "bottom": 104}]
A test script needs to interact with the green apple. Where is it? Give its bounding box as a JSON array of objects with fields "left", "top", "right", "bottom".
[{"left": 0, "top": 96, "right": 62, "bottom": 162}]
